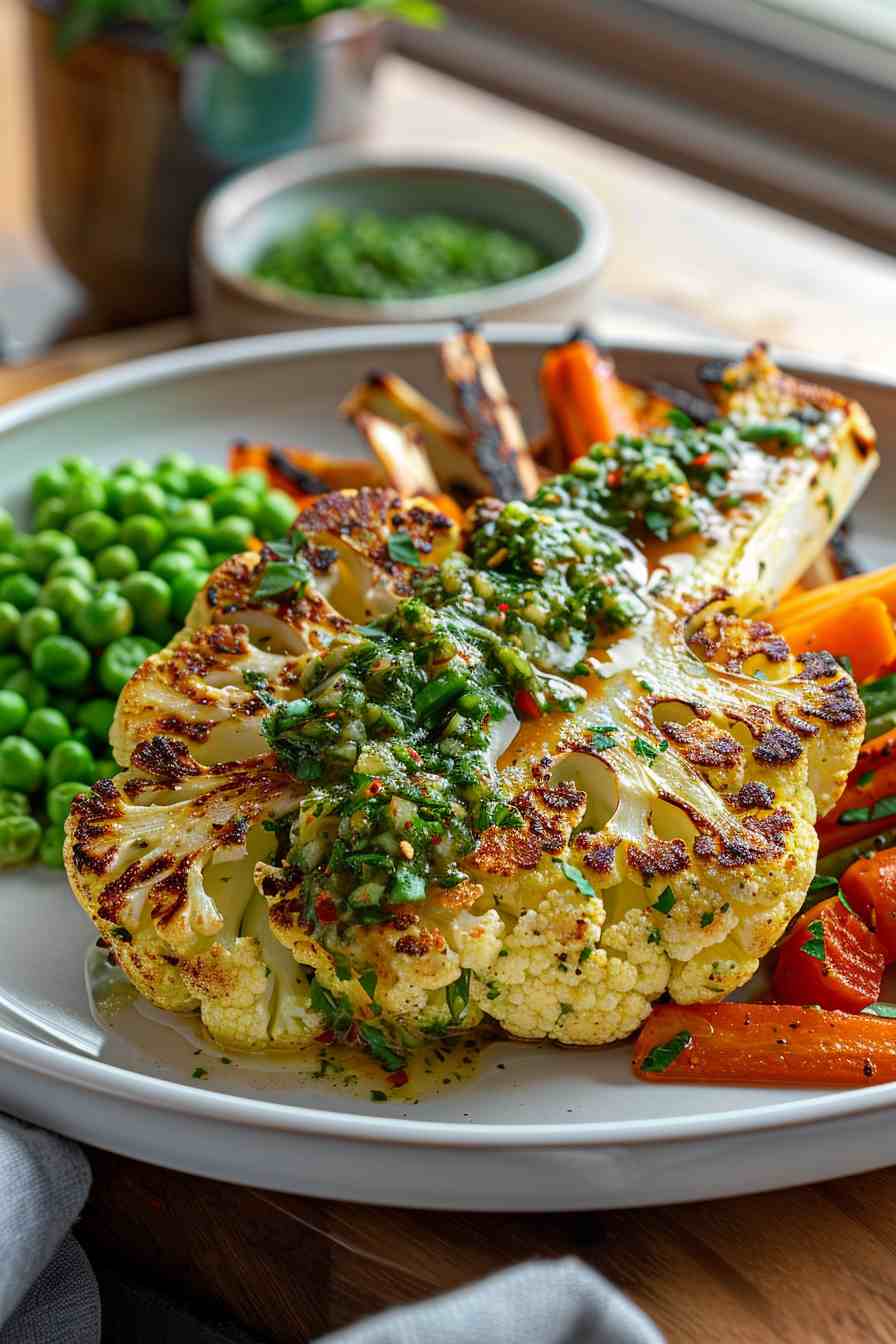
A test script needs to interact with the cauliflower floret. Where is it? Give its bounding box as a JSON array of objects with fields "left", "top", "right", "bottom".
[
  {"left": 450, "top": 908, "right": 506, "bottom": 975},
  {"left": 470, "top": 885, "right": 668, "bottom": 1045}
]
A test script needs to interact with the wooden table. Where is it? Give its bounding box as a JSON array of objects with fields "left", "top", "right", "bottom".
[{"left": 6, "top": 7, "right": 896, "bottom": 1342}]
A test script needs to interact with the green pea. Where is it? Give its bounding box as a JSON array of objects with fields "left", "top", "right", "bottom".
[
  {"left": 207, "top": 552, "right": 233, "bottom": 571},
  {"left": 46, "top": 739, "right": 94, "bottom": 789},
  {"left": 188, "top": 463, "right": 230, "bottom": 497},
  {"left": 233, "top": 468, "right": 269, "bottom": 495},
  {"left": 166, "top": 500, "right": 213, "bottom": 542},
  {"left": 170, "top": 569, "right": 209, "bottom": 623},
  {"left": 0, "top": 691, "right": 29, "bottom": 735},
  {"left": 76, "top": 698, "right": 116, "bottom": 744},
  {"left": 98, "top": 636, "right": 160, "bottom": 695},
  {"left": 118, "top": 514, "right": 166, "bottom": 563},
  {"left": 0, "top": 655, "right": 24, "bottom": 684},
  {"left": 93, "top": 757, "right": 118, "bottom": 779},
  {"left": 255, "top": 490, "right": 299, "bottom": 540},
  {"left": 153, "top": 467, "right": 191, "bottom": 499},
  {"left": 40, "top": 577, "right": 92, "bottom": 625},
  {"left": 32, "top": 635, "right": 91, "bottom": 689},
  {"left": 74, "top": 591, "right": 134, "bottom": 647},
  {"left": 0, "top": 814, "right": 41, "bottom": 865},
  {"left": 20, "top": 530, "right": 78, "bottom": 578},
  {"left": 121, "top": 481, "right": 167, "bottom": 518},
  {"left": 60, "top": 477, "right": 106, "bottom": 519},
  {"left": 209, "top": 486, "right": 259, "bottom": 522},
  {"left": 46, "top": 781, "right": 91, "bottom": 825},
  {"left": 31, "top": 465, "right": 69, "bottom": 506},
  {"left": 33, "top": 497, "right": 69, "bottom": 532},
  {"left": 48, "top": 554, "right": 95, "bottom": 584},
  {"left": 157, "top": 452, "right": 196, "bottom": 475},
  {"left": 66, "top": 510, "right": 119, "bottom": 555},
  {"left": 0, "top": 554, "right": 22, "bottom": 580},
  {"left": 25, "top": 707, "right": 71, "bottom": 753},
  {"left": 60, "top": 455, "right": 98, "bottom": 480},
  {"left": 0, "top": 737, "right": 44, "bottom": 792},
  {"left": 4, "top": 671, "right": 48, "bottom": 710},
  {"left": 0, "top": 573, "right": 40, "bottom": 611},
  {"left": 119, "top": 572, "right": 171, "bottom": 628},
  {"left": 94, "top": 544, "right": 139, "bottom": 581},
  {"left": 105, "top": 476, "right": 139, "bottom": 519},
  {"left": 112, "top": 459, "right": 153, "bottom": 480},
  {"left": 0, "top": 509, "right": 16, "bottom": 551},
  {"left": 149, "top": 550, "right": 196, "bottom": 584},
  {"left": 17, "top": 607, "right": 62, "bottom": 655},
  {"left": 39, "top": 824, "right": 66, "bottom": 868},
  {"left": 0, "top": 603, "right": 20, "bottom": 649},
  {"left": 211, "top": 515, "right": 255, "bottom": 554},
  {"left": 167, "top": 536, "right": 209, "bottom": 565},
  {"left": 0, "top": 790, "right": 29, "bottom": 819}
]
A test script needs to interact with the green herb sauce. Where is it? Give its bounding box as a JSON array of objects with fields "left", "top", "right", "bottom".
[{"left": 252, "top": 209, "right": 547, "bottom": 303}]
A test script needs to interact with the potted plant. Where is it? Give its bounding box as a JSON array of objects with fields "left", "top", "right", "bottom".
[{"left": 26, "top": 0, "right": 439, "bottom": 326}]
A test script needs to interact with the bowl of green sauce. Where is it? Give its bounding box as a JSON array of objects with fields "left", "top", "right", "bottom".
[{"left": 194, "top": 149, "right": 609, "bottom": 337}]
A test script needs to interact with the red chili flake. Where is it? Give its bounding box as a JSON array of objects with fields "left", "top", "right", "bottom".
[
  {"left": 367, "top": 778, "right": 383, "bottom": 796},
  {"left": 387, "top": 1068, "right": 409, "bottom": 1088},
  {"left": 407, "top": 747, "right": 422, "bottom": 764},
  {"left": 315, "top": 895, "right": 340, "bottom": 923},
  {"left": 497, "top": 602, "right": 509, "bottom": 613},
  {"left": 606, "top": 469, "right": 623, "bottom": 488},
  {"left": 316, "top": 1029, "right": 336, "bottom": 1044},
  {"left": 514, "top": 688, "right": 542, "bottom": 719},
  {"left": 691, "top": 452, "right": 711, "bottom": 467},
  {"left": 432, "top": 835, "right": 443, "bottom": 845}
]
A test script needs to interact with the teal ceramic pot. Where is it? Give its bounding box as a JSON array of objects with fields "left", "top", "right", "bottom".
[{"left": 26, "top": 2, "right": 384, "bottom": 325}]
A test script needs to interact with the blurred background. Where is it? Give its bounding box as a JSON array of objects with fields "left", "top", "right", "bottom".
[{"left": 3, "top": 0, "right": 896, "bottom": 378}]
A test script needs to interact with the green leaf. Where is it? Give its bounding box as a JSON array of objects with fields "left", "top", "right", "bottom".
[
  {"left": 359, "top": 968, "right": 378, "bottom": 1000},
  {"left": 370, "top": 1090, "right": 388, "bottom": 1102},
  {"left": 446, "top": 968, "right": 471, "bottom": 1024},
  {"left": 640, "top": 1029, "right": 692, "bottom": 1073},
  {"left": 358, "top": 1021, "right": 406, "bottom": 1073},
  {"left": 644, "top": 509, "right": 670, "bottom": 541},
  {"left": 700, "top": 911, "right": 715, "bottom": 928},
  {"left": 652, "top": 886, "right": 676, "bottom": 915},
  {"left": 666, "top": 408, "right": 694, "bottom": 429},
  {"left": 192, "top": 1067, "right": 208, "bottom": 1079},
  {"left": 839, "top": 794, "right": 896, "bottom": 826},
  {"left": 555, "top": 860, "right": 596, "bottom": 899},
  {"left": 632, "top": 736, "right": 668, "bottom": 764},
  {"left": 110, "top": 925, "right": 132, "bottom": 942},
  {"left": 863, "top": 1003, "right": 896, "bottom": 1018},
  {"left": 387, "top": 531, "right": 423, "bottom": 567},
  {"left": 390, "top": 866, "right": 427, "bottom": 904},
  {"left": 808, "top": 874, "right": 839, "bottom": 894},
  {"left": 800, "top": 919, "right": 826, "bottom": 962},
  {"left": 589, "top": 723, "right": 617, "bottom": 751},
  {"left": 838, "top": 890, "right": 856, "bottom": 916},
  {"left": 215, "top": 19, "right": 278, "bottom": 70},
  {"left": 858, "top": 771, "right": 876, "bottom": 789}
]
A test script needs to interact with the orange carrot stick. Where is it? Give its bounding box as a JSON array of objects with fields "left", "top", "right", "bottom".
[
  {"left": 771, "top": 564, "right": 896, "bottom": 630},
  {"left": 841, "top": 848, "right": 896, "bottom": 964},
  {"left": 817, "top": 754, "right": 896, "bottom": 855},
  {"left": 778, "top": 595, "right": 896, "bottom": 684},
  {"left": 632, "top": 1002, "right": 896, "bottom": 1087},
  {"left": 540, "top": 339, "right": 637, "bottom": 463}
]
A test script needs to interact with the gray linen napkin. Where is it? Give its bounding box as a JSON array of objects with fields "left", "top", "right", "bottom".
[
  {"left": 0, "top": 1115, "right": 99, "bottom": 1344},
  {"left": 317, "top": 1257, "right": 665, "bottom": 1344}
]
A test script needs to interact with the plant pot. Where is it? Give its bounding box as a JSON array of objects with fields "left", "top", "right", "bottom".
[{"left": 25, "top": 2, "right": 385, "bottom": 327}]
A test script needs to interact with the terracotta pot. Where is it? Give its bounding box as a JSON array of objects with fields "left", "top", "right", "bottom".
[{"left": 25, "top": 2, "right": 384, "bottom": 327}]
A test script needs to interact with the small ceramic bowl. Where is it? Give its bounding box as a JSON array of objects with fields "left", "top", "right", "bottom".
[{"left": 193, "top": 148, "right": 610, "bottom": 338}]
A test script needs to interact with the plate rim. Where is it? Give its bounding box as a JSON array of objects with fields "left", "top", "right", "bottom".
[{"left": 2, "top": 319, "right": 894, "bottom": 1151}]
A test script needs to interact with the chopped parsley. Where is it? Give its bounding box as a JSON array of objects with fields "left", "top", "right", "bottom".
[
  {"left": 839, "top": 795, "right": 896, "bottom": 826},
  {"left": 647, "top": 927, "right": 662, "bottom": 945},
  {"left": 632, "top": 736, "right": 669, "bottom": 764},
  {"left": 640, "top": 1029, "right": 692, "bottom": 1073},
  {"left": 808, "top": 873, "right": 840, "bottom": 895},
  {"left": 387, "top": 531, "right": 423, "bottom": 567},
  {"left": 370, "top": 1090, "right": 388, "bottom": 1102},
  {"left": 555, "top": 860, "right": 596, "bottom": 899},
  {"left": 652, "top": 886, "right": 676, "bottom": 915},
  {"left": 446, "top": 969, "right": 471, "bottom": 1025},
  {"left": 858, "top": 771, "right": 876, "bottom": 789},
  {"left": 589, "top": 723, "right": 618, "bottom": 751},
  {"left": 192, "top": 1067, "right": 208, "bottom": 1080},
  {"left": 255, "top": 535, "right": 312, "bottom": 599},
  {"left": 110, "top": 926, "right": 132, "bottom": 942},
  {"left": 800, "top": 919, "right": 826, "bottom": 962},
  {"left": 700, "top": 911, "right": 715, "bottom": 928}
]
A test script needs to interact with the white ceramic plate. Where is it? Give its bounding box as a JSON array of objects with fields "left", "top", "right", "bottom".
[{"left": 1, "top": 324, "right": 895, "bottom": 1212}]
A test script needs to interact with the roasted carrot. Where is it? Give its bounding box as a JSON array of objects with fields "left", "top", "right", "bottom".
[
  {"left": 540, "top": 338, "right": 638, "bottom": 462},
  {"left": 772, "top": 894, "right": 885, "bottom": 1012},
  {"left": 771, "top": 563, "right": 896, "bottom": 630},
  {"left": 229, "top": 441, "right": 384, "bottom": 500},
  {"left": 632, "top": 1002, "right": 896, "bottom": 1086},
  {"left": 841, "top": 848, "right": 896, "bottom": 964},
  {"left": 817, "top": 752, "right": 896, "bottom": 855},
  {"left": 778, "top": 594, "right": 896, "bottom": 684}
]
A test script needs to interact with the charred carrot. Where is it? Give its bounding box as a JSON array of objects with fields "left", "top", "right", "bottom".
[
  {"left": 540, "top": 337, "right": 638, "bottom": 462},
  {"left": 771, "top": 563, "right": 896, "bottom": 630},
  {"left": 632, "top": 1002, "right": 896, "bottom": 1086},
  {"left": 772, "top": 894, "right": 885, "bottom": 1012},
  {"left": 778, "top": 595, "right": 896, "bottom": 684},
  {"left": 841, "top": 848, "right": 896, "bottom": 964},
  {"left": 228, "top": 441, "right": 384, "bottom": 500}
]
